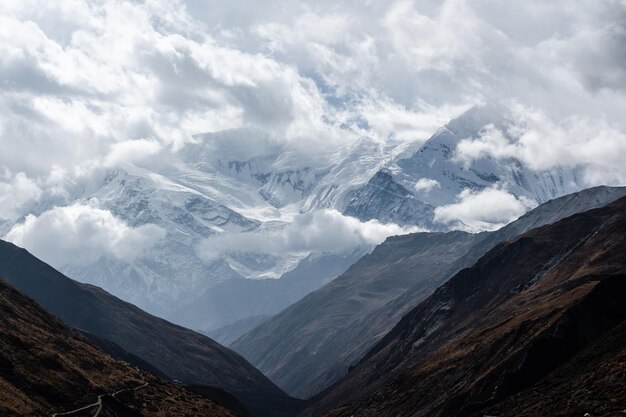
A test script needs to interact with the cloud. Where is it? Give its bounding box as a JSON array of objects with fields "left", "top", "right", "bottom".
[
  {"left": 0, "top": 171, "right": 42, "bottom": 220},
  {"left": 4, "top": 204, "right": 166, "bottom": 266},
  {"left": 414, "top": 178, "right": 441, "bottom": 192},
  {"left": 103, "top": 139, "right": 163, "bottom": 168},
  {"left": 434, "top": 186, "right": 537, "bottom": 232},
  {"left": 0, "top": 0, "right": 625, "bottom": 222},
  {"left": 455, "top": 105, "right": 626, "bottom": 186},
  {"left": 0, "top": 0, "right": 365, "bottom": 183},
  {"left": 198, "top": 209, "right": 421, "bottom": 260}
]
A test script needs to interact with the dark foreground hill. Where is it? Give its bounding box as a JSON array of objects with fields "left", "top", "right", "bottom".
[
  {"left": 0, "top": 279, "right": 241, "bottom": 417},
  {"left": 300, "top": 195, "right": 626, "bottom": 417},
  {"left": 232, "top": 185, "right": 626, "bottom": 398},
  {"left": 0, "top": 240, "right": 299, "bottom": 417}
]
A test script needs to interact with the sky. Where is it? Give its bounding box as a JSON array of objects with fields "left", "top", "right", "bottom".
[{"left": 1, "top": 0, "right": 626, "bottom": 265}]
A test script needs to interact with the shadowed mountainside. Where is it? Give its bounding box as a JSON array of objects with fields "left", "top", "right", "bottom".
[
  {"left": 232, "top": 186, "right": 626, "bottom": 398},
  {"left": 0, "top": 240, "right": 299, "bottom": 417},
  {"left": 233, "top": 229, "right": 481, "bottom": 398},
  {"left": 0, "top": 280, "right": 241, "bottom": 417},
  {"left": 300, "top": 195, "right": 626, "bottom": 417}
]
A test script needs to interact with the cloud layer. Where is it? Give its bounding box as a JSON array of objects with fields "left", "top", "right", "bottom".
[
  {"left": 4, "top": 204, "right": 166, "bottom": 266},
  {"left": 2, "top": 0, "right": 624, "bottom": 204},
  {"left": 434, "top": 187, "right": 537, "bottom": 232},
  {"left": 0, "top": 172, "right": 42, "bottom": 220},
  {"left": 199, "top": 209, "right": 421, "bottom": 260},
  {"left": 0, "top": 0, "right": 624, "bottom": 246},
  {"left": 455, "top": 106, "right": 626, "bottom": 186}
]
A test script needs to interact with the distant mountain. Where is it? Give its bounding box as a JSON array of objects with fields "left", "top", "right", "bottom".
[
  {"left": 171, "top": 247, "right": 369, "bottom": 332},
  {"left": 344, "top": 105, "right": 580, "bottom": 226},
  {"left": 18, "top": 132, "right": 392, "bottom": 318},
  {"left": 62, "top": 164, "right": 257, "bottom": 314},
  {"left": 0, "top": 239, "right": 299, "bottom": 417},
  {"left": 301, "top": 195, "right": 626, "bottom": 417},
  {"left": 231, "top": 186, "right": 626, "bottom": 398},
  {"left": 205, "top": 315, "right": 274, "bottom": 346},
  {"left": 0, "top": 280, "right": 241, "bottom": 417},
  {"left": 343, "top": 170, "right": 436, "bottom": 229},
  {"left": 0, "top": 104, "right": 593, "bottom": 335}
]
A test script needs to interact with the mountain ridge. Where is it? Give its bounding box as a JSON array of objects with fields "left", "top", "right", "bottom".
[
  {"left": 299, "top": 194, "right": 626, "bottom": 417},
  {"left": 0, "top": 239, "right": 299, "bottom": 417},
  {"left": 0, "top": 279, "right": 242, "bottom": 417},
  {"left": 231, "top": 185, "right": 626, "bottom": 399}
]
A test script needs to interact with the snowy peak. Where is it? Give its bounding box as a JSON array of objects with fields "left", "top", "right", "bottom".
[
  {"left": 98, "top": 165, "right": 259, "bottom": 234},
  {"left": 343, "top": 170, "right": 435, "bottom": 228},
  {"left": 343, "top": 104, "right": 582, "bottom": 227}
]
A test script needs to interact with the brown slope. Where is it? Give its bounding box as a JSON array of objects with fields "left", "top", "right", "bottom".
[
  {"left": 302, "top": 195, "right": 626, "bottom": 417},
  {"left": 232, "top": 185, "right": 626, "bottom": 399},
  {"left": 0, "top": 240, "right": 298, "bottom": 417},
  {"left": 232, "top": 230, "right": 482, "bottom": 398},
  {"left": 0, "top": 279, "right": 239, "bottom": 417},
  {"left": 479, "top": 318, "right": 626, "bottom": 417}
]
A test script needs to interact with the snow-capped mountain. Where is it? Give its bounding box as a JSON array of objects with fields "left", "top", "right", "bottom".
[
  {"left": 35, "top": 130, "right": 395, "bottom": 316},
  {"left": 2, "top": 104, "right": 585, "bottom": 325},
  {"left": 63, "top": 164, "right": 257, "bottom": 312},
  {"left": 344, "top": 105, "right": 581, "bottom": 227}
]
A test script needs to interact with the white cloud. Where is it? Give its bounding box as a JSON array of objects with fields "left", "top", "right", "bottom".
[
  {"left": 383, "top": 0, "right": 504, "bottom": 73},
  {"left": 0, "top": 172, "right": 42, "bottom": 220},
  {"left": 434, "top": 186, "right": 537, "bottom": 232},
  {"left": 103, "top": 139, "right": 163, "bottom": 168},
  {"left": 0, "top": 0, "right": 367, "bottom": 182},
  {"left": 198, "top": 209, "right": 421, "bottom": 260},
  {"left": 4, "top": 204, "right": 166, "bottom": 266},
  {"left": 455, "top": 105, "right": 626, "bottom": 186},
  {"left": 0, "top": 0, "right": 625, "bottom": 222},
  {"left": 414, "top": 178, "right": 440, "bottom": 192}
]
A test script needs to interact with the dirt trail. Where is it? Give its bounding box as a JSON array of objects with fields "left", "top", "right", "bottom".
[{"left": 51, "top": 382, "right": 149, "bottom": 417}]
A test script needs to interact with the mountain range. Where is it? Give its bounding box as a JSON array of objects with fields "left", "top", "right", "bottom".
[
  {"left": 2, "top": 105, "right": 587, "bottom": 334},
  {"left": 1, "top": 180, "right": 624, "bottom": 416},
  {"left": 1, "top": 103, "right": 624, "bottom": 417},
  {"left": 300, "top": 194, "right": 626, "bottom": 417},
  {"left": 231, "top": 185, "right": 626, "bottom": 398}
]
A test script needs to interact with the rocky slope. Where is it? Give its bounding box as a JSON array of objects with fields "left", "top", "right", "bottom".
[
  {"left": 0, "top": 279, "right": 240, "bottom": 417},
  {"left": 0, "top": 239, "right": 298, "bottom": 417},
  {"left": 232, "top": 186, "right": 626, "bottom": 399},
  {"left": 343, "top": 170, "right": 436, "bottom": 228},
  {"left": 232, "top": 230, "right": 483, "bottom": 398},
  {"left": 301, "top": 195, "right": 626, "bottom": 417}
]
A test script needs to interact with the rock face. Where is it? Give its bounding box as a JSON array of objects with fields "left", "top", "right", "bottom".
[
  {"left": 300, "top": 195, "right": 626, "bottom": 417},
  {"left": 343, "top": 170, "right": 436, "bottom": 228},
  {"left": 0, "top": 280, "right": 240, "bottom": 417},
  {"left": 0, "top": 239, "right": 299, "bottom": 417},
  {"left": 231, "top": 185, "right": 626, "bottom": 399}
]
